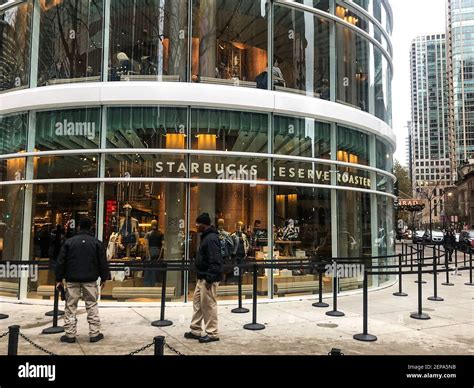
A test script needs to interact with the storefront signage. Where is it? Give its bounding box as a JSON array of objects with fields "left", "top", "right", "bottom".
[
  {"left": 399, "top": 199, "right": 420, "bottom": 207},
  {"left": 153, "top": 161, "right": 371, "bottom": 188}
]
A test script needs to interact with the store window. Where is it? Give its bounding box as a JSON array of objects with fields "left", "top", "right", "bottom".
[
  {"left": 0, "top": 113, "right": 27, "bottom": 272},
  {"left": 102, "top": 182, "right": 186, "bottom": 301},
  {"left": 337, "top": 126, "right": 370, "bottom": 166},
  {"left": 35, "top": 108, "right": 101, "bottom": 180},
  {"left": 0, "top": 1, "right": 32, "bottom": 92},
  {"left": 274, "top": 116, "right": 330, "bottom": 158},
  {"left": 335, "top": 8, "right": 370, "bottom": 111},
  {"left": 274, "top": 186, "right": 332, "bottom": 297},
  {"left": 108, "top": 0, "right": 188, "bottom": 82},
  {"left": 291, "top": 0, "right": 330, "bottom": 11},
  {"left": 374, "top": 46, "right": 390, "bottom": 124},
  {"left": 273, "top": 5, "right": 330, "bottom": 98},
  {"left": 28, "top": 183, "right": 98, "bottom": 299},
  {"left": 191, "top": 0, "right": 268, "bottom": 89},
  {"left": 37, "top": 0, "right": 104, "bottom": 87},
  {"left": 189, "top": 183, "right": 268, "bottom": 300}
]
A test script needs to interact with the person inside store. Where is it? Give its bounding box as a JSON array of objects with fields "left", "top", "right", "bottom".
[
  {"left": 217, "top": 218, "right": 235, "bottom": 282},
  {"left": 144, "top": 219, "right": 164, "bottom": 287},
  {"left": 118, "top": 204, "right": 139, "bottom": 258},
  {"left": 252, "top": 219, "right": 268, "bottom": 248},
  {"left": 255, "top": 58, "right": 286, "bottom": 89},
  {"left": 185, "top": 213, "right": 223, "bottom": 343},
  {"left": 55, "top": 218, "right": 110, "bottom": 344},
  {"left": 38, "top": 225, "right": 51, "bottom": 259}
]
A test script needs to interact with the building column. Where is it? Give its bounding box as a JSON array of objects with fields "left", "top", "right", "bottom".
[{"left": 198, "top": 0, "right": 217, "bottom": 78}]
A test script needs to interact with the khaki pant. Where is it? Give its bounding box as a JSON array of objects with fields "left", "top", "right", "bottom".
[
  {"left": 64, "top": 282, "right": 101, "bottom": 338},
  {"left": 190, "top": 280, "right": 219, "bottom": 338}
]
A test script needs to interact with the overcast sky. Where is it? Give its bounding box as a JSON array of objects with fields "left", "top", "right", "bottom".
[{"left": 391, "top": 0, "right": 447, "bottom": 165}]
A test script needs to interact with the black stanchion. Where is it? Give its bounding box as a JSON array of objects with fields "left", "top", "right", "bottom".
[
  {"left": 428, "top": 246, "right": 444, "bottom": 301},
  {"left": 442, "top": 245, "right": 454, "bottom": 286},
  {"left": 353, "top": 270, "right": 377, "bottom": 342},
  {"left": 393, "top": 254, "right": 407, "bottom": 297},
  {"left": 154, "top": 336, "right": 165, "bottom": 356},
  {"left": 326, "top": 261, "right": 345, "bottom": 317},
  {"left": 410, "top": 254, "right": 430, "bottom": 320},
  {"left": 465, "top": 253, "right": 474, "bottom": 286},
  {"left": 243, "top": 264, "right": 265, "bottom": 331},
  {"left": 42, "top": 285, "right": 65, "bottom": 334},
  {"left": 7, "top": 325, "right": 20, "bottom": 356},
  {"left": 410, "top": 245, "right": 414, "bottom": 272},
  {"left": 232, "top": 262, "right": 249, "bottom": 314},
  {"left": 455, "top": 248, "right": 462, "bottom": 276},
  {"left": 152, "top": 263, "right": 173, "bottom": 327},
  {"left": 414, "top": 244, "right": 427, "bottom": 284},
  {"left": 0, "top": 313, "right": 8, "bottom": 320},
  {"left": 313, "top": 264, "right": 329, "bottom": 308}
]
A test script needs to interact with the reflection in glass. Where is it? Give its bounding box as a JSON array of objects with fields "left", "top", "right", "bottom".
[
  {"left": 191, "top": 108, "right": 268, "bottom": 152},
  {"left": 0, "top": 1, "right": 32, "bottom": 92},
  {"left": 192, "top": 0, "right": 268, "bottom": 89},
  {"left": 274, "top": 5, "right": 330, "bottom": 98},
  {"left": 37, "top": 0, "right": 103, "bottom": 86},
  {"left": 109, "top": 0, "right": 188, "bottom": 82},
  {"left": 274, "top": 116, "right": 330, "bottom": 158}
]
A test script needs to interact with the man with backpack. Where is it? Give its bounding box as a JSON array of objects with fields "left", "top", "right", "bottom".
[{"left": 216, "top": 218, "right": 235, "bottom": 281}]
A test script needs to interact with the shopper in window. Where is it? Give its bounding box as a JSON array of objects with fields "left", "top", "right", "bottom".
[
  {"left": 55, "top": 218, "right": 109, "bottom": 344},
  {"left": 144, "top": 219, "right": 164, "bottom": 286},
  {"left": 185, "top": 213, "right": 223, "bottom": 343}
]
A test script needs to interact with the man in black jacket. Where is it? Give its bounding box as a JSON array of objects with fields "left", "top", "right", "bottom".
[
  {"left": 185, "top": 213, "right": 223, "bottom": 343},
  {"left": 55, "top": 218, "right": 109, "bottom": 344}
]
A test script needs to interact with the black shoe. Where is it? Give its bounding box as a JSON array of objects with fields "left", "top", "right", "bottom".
[
  {"left": 199, "top": 335, "right": 220, "bottom": 343},
  {"left": 60, "top": 335, "right": 76, "bottom": 343},
  {"left": 184, "top": 332, "right": 201, "bottom": 340},
  {"left": 90, "top": 333, "right": 104, "bottom": 343}
]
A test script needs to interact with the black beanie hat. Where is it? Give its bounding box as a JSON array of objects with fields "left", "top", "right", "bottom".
[{"left": 196, "top": 212, "right": 211, "bottom": 226}]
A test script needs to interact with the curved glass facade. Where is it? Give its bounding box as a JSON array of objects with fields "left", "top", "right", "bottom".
[{"left": 0, "top": 0, "right": 395, "bottom": 303}]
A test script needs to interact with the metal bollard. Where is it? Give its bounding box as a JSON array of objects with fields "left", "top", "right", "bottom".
[
  {"left": 353, "top": 270, "right": 377, "bottom": 342},
  {"left": 42, "top": 285, "right": 65, "bottom": 334},
  {"left": 154, "top": 336, "right": 165, "bottom": 356},
  {"left": 410, "top": 255, "right": 430, "bottom": 320},
  {"left": 313, "top": 264, "right": 329, "bottom": 308},
  {"left": 152, "top": 262, "right": 173, "bottom": 327},
  {"left": 7, "top": 325, "right": 20, "bottom": 356},
  {"left": 326, "top": 260, "right": 345, "bottom": 317},
  {"left": 428, "top": 246, "right": 444, "bottom": 301},
  {"left": 243, "top": 264, "right": 265, "bottom": 331},
  {"left": 232, "top": 261, "right": 249, "bottom": 314},
  {"left": 466, "top": 253, "right": 474, "bottom": 286},
  {"left": 393, "top": 253, "right": 408, "bottom": 297}
]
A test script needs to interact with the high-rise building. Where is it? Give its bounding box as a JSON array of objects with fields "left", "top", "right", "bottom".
[
  {"left": 447, "top": 0, "right": 474, "bottom": 180},
  {"left": 409, "top": 34, "right": 450, "bottom": 224}
]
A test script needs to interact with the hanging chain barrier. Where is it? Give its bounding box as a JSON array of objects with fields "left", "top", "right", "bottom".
[{"left": 19, "top": 332, "right": 57, "bottom": 356}]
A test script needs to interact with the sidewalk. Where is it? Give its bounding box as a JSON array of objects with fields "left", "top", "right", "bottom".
[{"left": 0, "top": 269, "right": 472, "bottom": 356}]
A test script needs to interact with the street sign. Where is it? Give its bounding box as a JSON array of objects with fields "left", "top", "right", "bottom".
[{"left": 399, "top": 199, "right": 421, "bottom": 207}]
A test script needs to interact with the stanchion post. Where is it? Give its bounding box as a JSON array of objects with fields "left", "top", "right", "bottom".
[
  {"left": 455, "top": 248, "right": 461, "bottom": 276},
  {"left": 393, "top": 254, "right": 407, "bottom": 297},
  {"left": 415, "top": 244, "right": 427, "bottom": 284},
  {"left": 465, "top": 253, "right": 474, "bottom": 286},
  {"left": 313, "top": 263, "right": 329, "bottom": 308},
  {"left": 353, "top": 270, "right": 377, "bottom": 342},
  {"left": 326, "top": 260, "right": 345, "bottom": 317},
  {"left": 243, "top": 264, "right": 265, "bottom": 330},
  {"left": 42, "top": 285, "right": 65, "bottom": 334},
  {"left": 410, "top": 253, "right": 430, "bottom": 320},
  {"left": 442, "top": 243, "right": 454, "bottom": 286},
  {"left": 7, "top": 325, "right": 20, "bottom": 356},
  {"left": 232, "top": 261, "right": 249, "bottom": 314},
  {"left": 154, "top": 336, "right": 165, "bottom": 356},
  {"left": 152, "top": 263, "right": 173, "bottom": 327},
  {"left": 428, "top": 246, "right": 444, "bottom": 301},
  {"left": 410, "top": 245, "right": 413, "bottom": 272}
]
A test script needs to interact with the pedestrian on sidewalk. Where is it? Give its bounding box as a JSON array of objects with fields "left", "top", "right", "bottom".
[
  {"left": 55, "top": 218, "right": 110, "bottom": 344},
  {"left": 444, "top": 229, "right": 456, "bottom": 263},
  {"left": 185, "top": 213, "right": 223, "bottom": 343}
]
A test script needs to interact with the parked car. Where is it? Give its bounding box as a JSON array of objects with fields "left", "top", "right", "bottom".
[
  {"left": 413, "top": 230, "right": 425, "bottom": 243},
  {"left": 458, "top": 230, "right": 474, "bottom": 253},
  {"left": 424, "top": 230, "right": 444, "bottom": 244}
]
